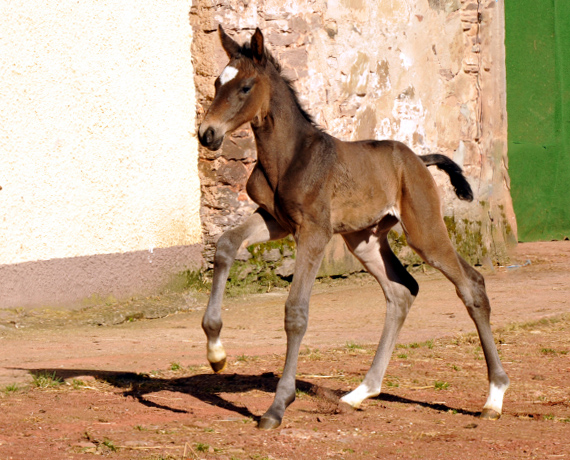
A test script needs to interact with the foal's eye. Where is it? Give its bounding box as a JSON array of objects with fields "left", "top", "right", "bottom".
[{"left": 241, "top": 85, "right": 252, "bottom": 94}]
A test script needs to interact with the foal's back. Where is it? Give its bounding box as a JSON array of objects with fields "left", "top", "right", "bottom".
[{"left": 329, "top": 137, "right": 441, "bottom": 234}]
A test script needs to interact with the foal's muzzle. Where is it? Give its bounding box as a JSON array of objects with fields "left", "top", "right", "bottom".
[{"left": 198, "top": 125, "right": 224, "bottom": 151}]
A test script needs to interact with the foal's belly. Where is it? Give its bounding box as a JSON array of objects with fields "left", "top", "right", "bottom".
[{"left": 331, "top": 202, "right": 400, "bottom": 234}]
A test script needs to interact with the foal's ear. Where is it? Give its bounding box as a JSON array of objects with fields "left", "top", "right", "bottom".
[
  {"left": 219, "top": 25, "right": 240, "bottom": 59},
  {"left": 251, "top": 28, "right": 266, "bottom": 66}
]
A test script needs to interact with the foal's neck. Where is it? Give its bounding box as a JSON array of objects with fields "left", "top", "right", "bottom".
[{"left": 252, "top": 71, "right": 317, "bottom": 179}]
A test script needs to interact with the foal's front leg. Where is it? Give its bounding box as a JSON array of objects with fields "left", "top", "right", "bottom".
[
  {"left": 202, "top": 210, "right": 288, "bottom": 372},
  {"left": 258, "top": 227, "right": 331, "bottom": 430}
]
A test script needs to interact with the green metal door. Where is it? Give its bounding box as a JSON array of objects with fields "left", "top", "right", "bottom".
[{"left": 505, "top": 0, "right": 570, "bottom": 241}]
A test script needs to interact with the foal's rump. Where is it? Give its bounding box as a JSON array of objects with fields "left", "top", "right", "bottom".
[
  {"left": 350, "top": 139, "right": 473, "bottom": 202},
  {"left": 330, "top": 138, "right": 472, "bottom": 234}
]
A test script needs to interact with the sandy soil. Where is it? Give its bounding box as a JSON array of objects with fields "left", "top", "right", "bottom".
[{"left": 0, "top": 241, "right": 569, "bottom": 459}]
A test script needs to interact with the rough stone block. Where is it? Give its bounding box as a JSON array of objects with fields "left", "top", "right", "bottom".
[
  {"left": 280, "top": 48, "right": 308, "bottom": 71},
  {"left": 267, "top": 29, "right": 300, "bottom": 47},
  {"left": 217, "top": 160, "right": 249, "bottom": 187},
  {"left": 222, "top": 134, "right": 256, "bottom": 161},
  {"left": 317, "top": 235, "right": 362, "bottom": 278},
  {"left": 276, "top": 258, "right": 296, "bottom": 278},
  {"left": 198, "top": 159, "right": 217, "bottom": 186}
]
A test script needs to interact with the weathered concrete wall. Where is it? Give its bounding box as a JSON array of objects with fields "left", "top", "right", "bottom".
[
  {"left": 0, "top": 1, "right": 203, "bottom": 308},
  {"left": 192, "top": 0, "right": 517, "bottom": 274}
]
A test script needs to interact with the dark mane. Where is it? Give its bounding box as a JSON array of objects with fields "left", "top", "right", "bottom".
[{"left": 237, "top": 42, "right": 317, "bottom": 127}]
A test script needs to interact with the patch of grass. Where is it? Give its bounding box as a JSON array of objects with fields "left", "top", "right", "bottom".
[
  {"left": 543, "top": 414, "right": 555, "bottom": 420},
  {"left": 125, "top": 313, "right": 143, "bottom": 323},
  {"left": 176, "top": 270, "right": 212, "bottom": 293},
  {"left": 540, "top": 347, "right": 568, "bottom": 356},
  {"left": 3, "top": 383, "right": 19, "bottom": 394},
  {"left": 385, "top": 379, "right": 399, "bottom": 388},
  {"left": 31, "top": 371, "right": 63, "bottom": 389},
  {"left": 473, "top": 345, "right": 484, "bottom": 360},
  {"left": 408, "top": 339, "right": 435, "bottom": 349},
  {"left": 397, "top": 353, "right": 408, "bottom": 359},
  {"left": 300, "top": 347, "right": 322, "bottom": 361},
  {"left": 540, "top": 348, "right": 557, "bottom": 355},
  {"left": 498, "top": 314, "right": 569, "bottom": 333},
  {"left": 71, "top": 379, "right": 85, "bottom": 389},
  {"left": 170, "top": 362, "right": 182, "bottom": 371},
  {"left": 224, "top": 239, "right": 296, "bottom": 297},
  {"left": 345, "top": 341, "right": 363, "bottom": 351},
  {"left": 434, "top": 380, "right": 450, "bottom": 391},
  {"left": 102, "top": 439, "right": 118, "bottom": 452},
  {"left": 195, "top": 442, "right": 210, "bottom": 453},
  {"left": 451, "top": 364, "right": 461, "bottom": 372},
  {"left": 452, "top": 334, "right": 479, "bottom": 346}
]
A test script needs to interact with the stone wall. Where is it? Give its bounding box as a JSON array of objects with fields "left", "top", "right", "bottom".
[{"left": 191, "top": 0, "right": 517, "bottom": 272}]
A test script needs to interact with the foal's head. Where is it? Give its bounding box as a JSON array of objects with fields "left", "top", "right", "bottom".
[{"left": 198, "top": 26, "right": 272, "bottom": 151}]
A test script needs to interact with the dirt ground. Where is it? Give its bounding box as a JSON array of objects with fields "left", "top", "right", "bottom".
[{"left": 0, "top": 241, "right": 569, "bottom": 459}]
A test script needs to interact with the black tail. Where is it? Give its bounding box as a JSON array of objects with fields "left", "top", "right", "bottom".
[{"left": 421, "top": 154, "right": 473, "bottom": 202}]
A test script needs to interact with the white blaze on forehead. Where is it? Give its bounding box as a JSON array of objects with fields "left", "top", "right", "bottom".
[{"left": 219, "top": 65, "right": 239, "bottom": 85}]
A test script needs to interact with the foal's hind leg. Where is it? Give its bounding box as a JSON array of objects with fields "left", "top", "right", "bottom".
[
  {"left": 401, "top": 209, "right": 510, "bottom": 419},
  {"left": 340, "top": 227, "right": 419, "bottom": 409},
  {"left": 202, "top": 209, "right": 288, "bottom": 373}
]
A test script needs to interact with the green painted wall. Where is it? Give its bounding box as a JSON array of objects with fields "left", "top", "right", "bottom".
[{"left": 505, "top": 0, "right": 570, "bottom": 241}]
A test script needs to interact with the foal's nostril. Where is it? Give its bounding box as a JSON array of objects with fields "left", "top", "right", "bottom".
[
  {"left": 198, "top": 125, "right": 223, "bottom": 150},
  {"left": 199, "top": 126, "right": 215, "bottom": 147},
  {"left": 205, "top": 127, "right": 214, "bottom": 145}
]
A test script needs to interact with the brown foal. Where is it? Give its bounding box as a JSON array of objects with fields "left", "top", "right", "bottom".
[{"left": 198, "top": 26, "right": 509, "bottom": 430}]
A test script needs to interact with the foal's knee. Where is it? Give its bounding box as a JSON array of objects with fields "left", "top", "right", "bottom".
[
  {"left": 284, "top": 302, "right": 309, "bottom": 337},
  {"left": 214, "top": 231, "right": 241, "bottom": 269},
  {"left": 458, "top": 278, "right": 492, "bottom": 323}
]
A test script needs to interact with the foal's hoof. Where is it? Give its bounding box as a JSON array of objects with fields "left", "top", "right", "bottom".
[
  {"left": 336, "top": 401, "right": 357, "bottom": 414},
  {"left": 480, "top": 408, "right": 501, "bottom": 420},
  {"left": 258, "top": 416, "right": 282, "bottom": 430},
  {"left": 209, "top": 358, "right": 227, "bottom": 374}
]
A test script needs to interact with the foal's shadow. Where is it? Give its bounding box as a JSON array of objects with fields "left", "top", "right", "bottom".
[{"left": 16, "top": 368, "right": 480, "bottom": 419}]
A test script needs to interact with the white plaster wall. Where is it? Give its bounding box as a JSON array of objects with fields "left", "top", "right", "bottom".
[{"left": 0, "top": 1, "right": 201, "bottom": 265}]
